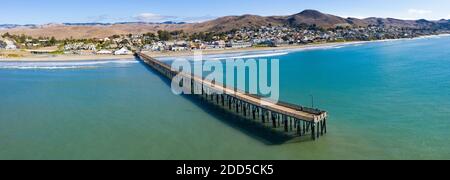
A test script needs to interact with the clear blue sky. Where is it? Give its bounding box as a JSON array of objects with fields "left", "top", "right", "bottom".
[{"left": 1, "top": 0, "right": 449, "bottom": 24}]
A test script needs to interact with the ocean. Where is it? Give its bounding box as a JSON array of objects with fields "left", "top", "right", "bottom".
[{"left": 1, "top": 36, "right": 450, "bottom": 160}]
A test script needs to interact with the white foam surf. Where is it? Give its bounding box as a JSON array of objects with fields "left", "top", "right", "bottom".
[
  {"left": 210, "top": 52, "right": 289, "bottom": 60},
  {"left": 0, "top": 66, "right": 98, "bottom": 70},
  {"left": 0, "top": 60, "right": 138, "bottom": 70}
]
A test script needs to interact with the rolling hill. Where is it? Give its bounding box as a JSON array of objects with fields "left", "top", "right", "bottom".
[{"left": 1, "top": 10, "right": 448, "bottom": 39}]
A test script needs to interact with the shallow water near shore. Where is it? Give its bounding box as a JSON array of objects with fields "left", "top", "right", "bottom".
[{"left": 1, "top": 36, "right": 450, "bottom": 160}]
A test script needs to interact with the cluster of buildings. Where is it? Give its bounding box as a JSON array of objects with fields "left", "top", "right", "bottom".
[
  {"left": 63, "top": 41, "right": 132, "bottom": 55},
  {"left": 139, "top": 39, "right": 254, "bottom": 51},
  {"left": 139, "top": 40, "right": 252, "bottom": 51},
  {"left": 135, "top": 25, "right": 444, "bottom": 52},
  {"left": 61, "top": 34, "right": 255, "bottom": 54},
  {"left": 142, "top": 40, "right": 189, "bottom": 51},
  {"left": 224, "top": 25, "right": 443, "bottom": 46},
  {"left": 3, "top": 24, "right": 446, "bottom": 55}
]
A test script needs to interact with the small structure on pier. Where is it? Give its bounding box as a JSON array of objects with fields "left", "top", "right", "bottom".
[{"left": 138, "top": 52, "right": 328, "bottom": 141}]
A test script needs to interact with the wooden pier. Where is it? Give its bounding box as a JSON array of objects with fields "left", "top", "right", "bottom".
[{"left": 137, "top": 52, "right": 328, "bottom": 141}]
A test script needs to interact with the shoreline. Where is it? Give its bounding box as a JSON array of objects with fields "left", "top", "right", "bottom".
[
  {"left": 146, "top": 41, "right": 357, "bottom": 58},
  {"left": 1, "top": 33, "right": 449, "bottom": 62},
  {"left": 0, "top": 54, "right": 135, "bottom": 62},
  {"left": 139, "top": 33, "right": 450, "bottom": 59}
]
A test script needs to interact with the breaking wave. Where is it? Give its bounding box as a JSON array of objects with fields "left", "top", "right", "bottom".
[
  {"left": 209, "top": 52, "right": 289, "bottom": 60},
  {"left": 0, "top": 60, "right": 138, "bottom": 70}
]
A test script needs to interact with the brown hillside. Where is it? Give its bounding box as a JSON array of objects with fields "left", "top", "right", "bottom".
[
  {"left": 1, "top": 10, "right": 448, "bottom": 39},
  {"left": 286, "top": 10, "right": 351, "bottom": 28}
]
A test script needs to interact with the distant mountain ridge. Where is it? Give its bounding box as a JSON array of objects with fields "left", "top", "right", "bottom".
[
  {"left": 1, "top": 10, "right": 449, "bottom": 39},
  {"left": 0, "top": 21, "right": 187, "bottom": 29},
  {"left": 0, "top": 24, "right": 38, "bottom": 29}
]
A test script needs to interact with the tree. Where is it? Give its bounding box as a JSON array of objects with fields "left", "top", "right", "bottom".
[
  {"left": 49, "top": 37, "right": 57, "bottom": 46},
  {"left": 2, "top": 32, "right": 11, "bottom": 38},
  {"left": 120, "top": 39, "right": 130, "bottom": 45},
  {"left": 143, "top": 32, "right": 157, "bottom": 44},
  {"left": 144, "top": 32, "right": 156, "bottom": 38},
  {"left": 157, "top": 30, "right": 171, "bottom": 41},
  {"left": 18, "top": 34, "right": 27, "bottom": 43}
]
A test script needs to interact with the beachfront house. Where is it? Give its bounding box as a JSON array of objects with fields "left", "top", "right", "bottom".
[
  {"left": 171, "top": 46, "right": 188, "bottom": 51},
  {"left": 175, "top": 40, "right": 188, "bottom": 47},
  {"left": 114, "top": 47, "right": 132, "bottom": 55},
  {"left": 204, "top": 40, "right": 226, "bottom": 49},
  {"left": 74, "top": 50, "right": 96, "bottom": 55},
  {"left": 142, "top": 42, "right": 165, "bottom": 51},
  {"left": 97, "top": 50, "right": 113, "bottom": 55},
  {"left": 3, "top": 39, "right": 17, "bottom": 50},
  {"left": 165, "top": 41, "right": 175, "bottom": 47},
  {"left": 216, "top": 40, "right": 226, "bottom": 48},
  {"left": 64, "top": 43, "right": 97, "bottom": 52},
  {"left": 28, "top": 50, "right": 55, "bottom": 55},
  {"left": 168, "top": 40, "right": 189, "bottom": 51},
  {"left": 142, "top": 44, "right": 154, "bottom": 51},
  {"left": 6, "top": 44, "right": 17, "bottom": 50},
  {"left": 272, "top": 39, "right": 290, "bottom": 47},
  {"left": 226, "top": 41, "right": 253, "bottom": 48}
]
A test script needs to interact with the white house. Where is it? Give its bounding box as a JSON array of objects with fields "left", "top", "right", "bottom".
[
  {"left": 165, "top": 41, "right": 175, "bottom": 47},
  {"left": 143, "top": 42, "right": 166, "bottom": 51},
  {"left": 171, "top": 46, "right": 188, "bottom": 51},
  {"left": 97, "top": 50, "right": 113, "bottom": 55},
  {"left": 175, "top": 40, "right": 188, "bottom": 46},
  {"left": 4, "top": 39, "right": 17, "bottom": 50},
  {"left": 226, "top": 41, "right": 253, "bottom": 49},
  {"left": 114, "top": 47, "right": 132, "bottom": 55},
  {"left": 215, "top": 40, "right": 226, "bottom": 48}
]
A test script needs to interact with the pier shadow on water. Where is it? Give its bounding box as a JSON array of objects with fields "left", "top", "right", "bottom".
[{"left": 137, "top": 59, "right": 294, "bottom": 145}]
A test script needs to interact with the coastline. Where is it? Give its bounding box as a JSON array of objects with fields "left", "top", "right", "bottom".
[
  {"left": 1, "top": 33, "right": 449, "bottom": 62},
  {"left": 146, "top": 42, "right": 357, "bottom": 58},
  {"left": 141, "top": 33, "right": 450, "bottom": 59},
  {"left": 0, "top": 54, "right": 135, "bottom": 62}
]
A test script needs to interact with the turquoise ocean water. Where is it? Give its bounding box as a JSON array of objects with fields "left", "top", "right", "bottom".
[{"left": 1, "top": 36, "right": 450, "bottom": 159}]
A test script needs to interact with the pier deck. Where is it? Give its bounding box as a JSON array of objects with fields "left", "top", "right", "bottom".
[{"left": 138, "top": 52, "right": 328, "bottom": 140}]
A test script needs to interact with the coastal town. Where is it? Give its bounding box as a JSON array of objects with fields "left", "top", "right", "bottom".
[{"left": 1, "top": 24, "right": 449, "bottom": 59}]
